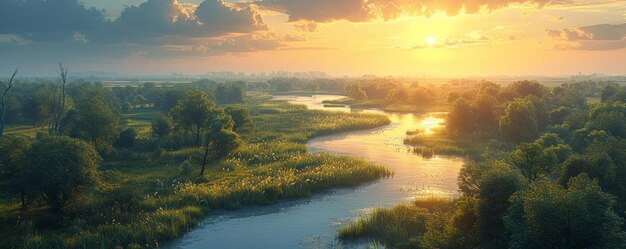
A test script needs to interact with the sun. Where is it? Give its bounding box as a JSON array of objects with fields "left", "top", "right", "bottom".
[{"left": 427, "top": 36, "right": 436, "bottom": 45}]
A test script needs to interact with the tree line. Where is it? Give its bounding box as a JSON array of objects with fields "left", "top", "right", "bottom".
[{"left": 0, "top": 66, "right": 252, "bottom": 213}]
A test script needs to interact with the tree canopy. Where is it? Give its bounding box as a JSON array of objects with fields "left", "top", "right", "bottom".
[{"left": 24, "top": 136, "right": 101, "bottom": 211}]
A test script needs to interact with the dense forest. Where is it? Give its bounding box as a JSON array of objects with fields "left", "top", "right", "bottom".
[{"left": 1, "top": 66, "right": 626, "bottom": 248}]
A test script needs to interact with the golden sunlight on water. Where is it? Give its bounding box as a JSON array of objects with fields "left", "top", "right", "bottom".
[
  {"left": 418, "top": 115, "right": 445, "bottom": 135},
  {"left": 274, "top": 95, "right": 463, "bottom": 198}
]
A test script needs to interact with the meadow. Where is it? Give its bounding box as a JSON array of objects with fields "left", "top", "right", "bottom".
[{"left": 0, "top": 93, "right": 391, "bottom": 249}]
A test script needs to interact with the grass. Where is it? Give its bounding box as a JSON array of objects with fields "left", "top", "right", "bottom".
[
  {"left": 339, "top": 197, "right": 454, "bottom": 249},
  {"left": 323, "top": 104, "right": 346, "bottom": 108},
  {"left": 0, "top": 93, "right": 392, "bottom": 249},
  {"left": 403, "top": 128, "right": 489, "bottom": 158},
  {"left": 403, "top": 135, "right": 466, "bottom": 158},
  {"left": 4, "top": 124, "right": 45, "bottom": 137},
  {"left": 322, "top": 98, "right": 354, "bottom": 105},
  {"left": 119, "top": 109, "right": 161, "bottom": 137},
  {"left": 245, "top": 98, "right": 390, "bottom": 144}
]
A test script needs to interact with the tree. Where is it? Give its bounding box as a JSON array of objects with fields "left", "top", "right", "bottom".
[
  {"left": 225, "top": 107, "right": 254, "bottom": 133},
  {"left": 24, "top": 136, "right": 101, "bottom": 212},
  {"left": 154, "top": 88, "right": 187, "bottom": 113},
  {"left": 151, "top": 115, "right": 173, "bottom": 138},
  {"left": 0, "top": 135, "right": 31, "bottom": 209},
  {"left": 499, "top": 98, "right": 538, "bottom": 143},
  {"left": 506, "top": 175, "right": 626, "bottom": 249},
  {"left": 70, "top": 96, "right": 119, "bottom": 150},
  {"left": 346, "top": 84, "right": 367, "bottom": 101},
  {"left": 447, "top": 98, "right": 475, "bottom": 136},
  {"left": 477, "top": 163, "right": 527, "bottom": 248},
  {"left": 114, "top": 128, "right": 137, "bottom": 149},
  {"left": 457, "top": 160, "right": 494, "bottom": 196},
  {"left": 585, "top": 102, "right": 626, "bottom": 138},
  {"left": 199, "top": 117, "right": 241, "bottom": 175},
  {"left": 170, "top": 91, "right": 222, "bottom": 146},
  {"left": 508, "top": 80, "right": 544, "bottom": 98},
  {"left": 49, "top": 63, "right": 69, "bottom": 135},
  {"left": 583, "top": 136, "right": 626, "bottom": 214},
  {"left": 0, "top": 69, "right": 18, "bottom": 137},
  {"left": 473, "top": 93, "right": 499, "bottom": 131},
  {"left": 601, "top": 84, "right": 620, "bottom": 102},
  {"left": 510, "top": 142, "right": 558, "bottom": 181},
  {"left": 21, "top": 85, "right": 55, "bottom": 126},
  {"left": 216, "top": 84, "right": 245, "bottom": 104}
]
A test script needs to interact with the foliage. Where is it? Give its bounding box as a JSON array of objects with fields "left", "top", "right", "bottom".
[
  {"left": 447, "top": 98, "right": 475, "bottom": 136},
  {"left": 0, "top": 93, "right": 391, "bottom": 248},
  {"left": 199, "top": 116, "right": 241, "bottom": 175},
  {"left": 215, "top": 83, "right": 245, "bottom": 104},
  {"left": 169, "top": 91, "right": 222, "bottom": 146},
  {"left": 67, "top": 95, "right": 119, "bottom": 150},
  {"left": 23, "top": 136, "right": 101, "bottom": 212},
  {"left": 114, "top": 128, "right": 137, "bottom": 149},
  {"left": 510, "top": 142, "right": 558, "bottom": 181},
  {"left": 151, "top": 115, "right": 172, "bottom": 138},
  {"left": 505, "top": 175, "right": 626, "bottom": 249},
  {"left": 499, "top": 98, "right": 538, "bottom": 143},
  {"left": 476, "top": 163, "right": 527, "bottom": 248},
  {"left": 0, "top": 135, "right": 31, "bottom": 208},
  {"left": 224, "top": 106, "right": 254, "bottom": 133}
]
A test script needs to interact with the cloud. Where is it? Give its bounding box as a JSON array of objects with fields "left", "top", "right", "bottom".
[
  {"left": 284, "top": 34, "right": 307, "bottom": 41},
  {"left": 257, "top": 0, "right": 371, "bottom": 22},
  {"left": 98, "top": 0, "right": 267, "bottom": 44},
  {"left": 1, "top": 0, "right": 268, "bottom": 44},
  {"left": 0, "top": 0, "right": 278, "bottom": 67},
  {"left": 546, "top": 23, "right": 626, "bottom": 50},
  {"left": 255, "top": 0, "right": 561, "bottom": 23},
  {"left": 0, "top": 0, "right": 106, "bottom": 41},
  {"left": 191, "top": 32, "right": 283, "bottom": 54},
  {"left": 294, "top": 21, "right": 318, "bottom": 32}
]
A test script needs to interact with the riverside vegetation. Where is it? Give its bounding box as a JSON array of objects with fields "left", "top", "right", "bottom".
[
  {"left": 3, "top": 69, "right": 626, "bottom": 249},
  {"left": 339, "top": 80, "right": 626, "bottom": 248},
  {"left": 0, "top": 68, "right": 390, "bottom": 248}
]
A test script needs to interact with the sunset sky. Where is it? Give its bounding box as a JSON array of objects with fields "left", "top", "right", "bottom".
[{"left": 0, "top": 0, "right": 625, "bottom": 76}]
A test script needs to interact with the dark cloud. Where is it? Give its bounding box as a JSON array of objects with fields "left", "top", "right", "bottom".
[
  {"left": 256, "top": 0, "right": 558, "bottom": 23},
  {"left": 1, "top": 0, "right": 268, "bottom": 44},
  {"left": 196, "top": 0, "right": 266, "bottom": 34},
  {"left": 0, "top": 0, "right": 278, "bottom": 71},
  {"left": 0, "top": 0, "right": 106, "bottom": 41},
  {"left": 97, "top": 0, "right": 267, "bottom": 43},
  {"left": 258, "top": 0, "right": 371, "bottom": 22},
  {"left": 547, "top": 23, "right": 626, "bottom": 50}
]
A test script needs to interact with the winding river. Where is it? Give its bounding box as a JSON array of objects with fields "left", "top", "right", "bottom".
[{"left": 165, "top": 95, "right": 464, "bottom": 249}]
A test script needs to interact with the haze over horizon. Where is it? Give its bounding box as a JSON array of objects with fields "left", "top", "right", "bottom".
[{"left": 1, "top": 0, "right": 625, "bottom": 76}]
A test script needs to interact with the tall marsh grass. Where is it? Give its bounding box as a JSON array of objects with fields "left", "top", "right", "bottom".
[{"left": 339, "top": 197, "right": 454, "bottom": 249}]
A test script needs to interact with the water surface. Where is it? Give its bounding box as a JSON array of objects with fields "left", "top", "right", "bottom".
[{"left": 166, "top": 95, "right": 463, "bottom": 249}]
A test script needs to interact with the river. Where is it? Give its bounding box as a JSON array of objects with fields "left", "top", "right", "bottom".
[{"left": 165, "top": 95, "right": 464, "bottom": 249}]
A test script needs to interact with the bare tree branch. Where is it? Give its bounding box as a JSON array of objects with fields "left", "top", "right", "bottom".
[
  {"left": 0, "top": 69, "right": 19, "bottom": 137},
  {"left": 49, "top": 63, "right": 69, "bottom": 135}
]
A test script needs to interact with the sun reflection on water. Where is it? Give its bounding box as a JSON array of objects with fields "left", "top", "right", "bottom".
[{"left": 418, "top": 116, "right": 445, "bottom": 135}]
